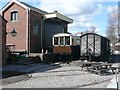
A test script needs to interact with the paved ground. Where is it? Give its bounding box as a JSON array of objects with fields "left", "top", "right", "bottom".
[
  {"left": 106, "top": 73, "right": 120, "bottom": 89},
  {"left": 0, "top": 60, "right": 118, "bottom": 88}
]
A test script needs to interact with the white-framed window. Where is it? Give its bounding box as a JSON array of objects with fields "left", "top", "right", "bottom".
[
  {"left": 11, "top": 11, "right": 18, "bottom": 21},
  {"left": 54, "top": 37, "right": 59, "bottom": 45},
  {"left": 60, "top": 37, "right": 64, "bottom": 45},
  {"left": 65, "top": 36, "right": 70, "bottom": 45}
]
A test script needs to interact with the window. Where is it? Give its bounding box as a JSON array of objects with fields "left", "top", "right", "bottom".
[
  {"left": 77, "top": 39, "right": 80, "bottom": 45},
  {"left": 34, "top": 21, "right": 39, "bottom": 35},
  {"left": 60, "top": 37, "right": 64, "bottom": 45},
  {"left": 11, "top": 11, "right": 18, "bottom": 21},
  {"left": 114, "top": 45, "right": 120, "bottom": 51},
  {"left": 65, "top": 36, "right": 70, "bottom": 45},
  {"left": 54, "top": 37, "right": 58, "bottom": 45}
]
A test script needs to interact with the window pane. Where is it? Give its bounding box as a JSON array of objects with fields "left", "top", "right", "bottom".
[
  {"left": 65, "top": 36, "right": 70, "bottom": 45},
  {"left": 60, "top": 37, "right": 64, "bottom": 45},
  {"left": 14, "top": 13, "right": 17, "bottom": 20},
  {"left": 54, "top": 37, "right": 58, "bottom": 45},
  {"left": 13, "top": 13, "right": 16, "bottom": 20}
]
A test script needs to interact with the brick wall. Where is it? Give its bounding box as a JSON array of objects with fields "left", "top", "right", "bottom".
[
  {"left": 2, "top": 2, "right": 69, "bottom": 54},
  {"left": 3, "top": 3, "right": 27, "bottom": 51}
]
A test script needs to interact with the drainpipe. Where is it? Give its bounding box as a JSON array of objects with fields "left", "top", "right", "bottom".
[
  {"left": 26, "top": 8, "right": 30, "bottom": 56},
  {"left": 26, "top": 8, "right": 28, "bottom": 56},
  {"left": 41, "top": 15, "right": 46, "bottom": 52},
  {"left": 41, "top": 16, "right": 44, "bottom": 52}
]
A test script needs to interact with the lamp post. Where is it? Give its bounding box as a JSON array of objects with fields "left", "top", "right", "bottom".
[
  {"left": 6, "top": 28, "right": 17, "bottom": 37},
  {"left": 6, "top": 28, "right": 17, "bottom": 51}
]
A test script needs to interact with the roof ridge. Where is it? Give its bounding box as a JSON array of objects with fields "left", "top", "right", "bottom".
[
  {"left": 0, "top": 0, "right": 48, "bottom": 15},
  {"left": 20, "top": 1, "right": 48, "bottom": 14}
]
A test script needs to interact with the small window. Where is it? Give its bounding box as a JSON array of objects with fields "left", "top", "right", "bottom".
[
  {"left": 114, "top": 45, "right": 120, "bottom": 51},
  {"left": 77, "top": 39, "right": 80, "bottom": 45},
  {"left": 65, "top": 36, "right": 70, "bottom": 45},
  {"left": 11, "top": 11, "right": 18, "bottom": 21},
  {"left": 34, "top": 21, "right": 39, "bottom": 35},
  {"left": 54, "top": 37, "right": 58, "bottom": 45},
  {"left": 60, "top": 37, "right": 64, "bottom": 45}
]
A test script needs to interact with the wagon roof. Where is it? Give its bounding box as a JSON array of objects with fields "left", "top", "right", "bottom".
[
  {"left": 53, "top": 33, "right": 74, "bottom": 37},
  {"left": 80, "top": 33, "right": 109, "bottom": 40}
]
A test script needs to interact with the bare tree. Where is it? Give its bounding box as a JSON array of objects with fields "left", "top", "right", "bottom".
[{"left": 106, "top": 6, "right": 119, "bottom": 44}]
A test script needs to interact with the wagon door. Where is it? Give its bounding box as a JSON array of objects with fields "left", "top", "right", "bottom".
[
  {"left": 80, "top": 35, "right": 87, "bottom": 56},
  {"left": 80, "top": 34, "right": 95, "bottom": 56},
  {"left": 80, "top": 33, "right": 101, "bottom": 59},
  {"left": 94, "top": 35, "right": 101, "bottom": 56}
]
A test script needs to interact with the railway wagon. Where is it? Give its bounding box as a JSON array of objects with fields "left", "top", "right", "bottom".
[
  {"left": 53, "top": 33, "right": 80, "bottom": 61},
  {"left": 80, "top": 33, "right": 111, "bottom": 62},
  {"left": 43, "top": 33, "right": 80, "bottom": 63}
]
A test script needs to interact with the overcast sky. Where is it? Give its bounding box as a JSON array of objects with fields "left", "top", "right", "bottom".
[{"left": 0, "top": 0, "right": 119, "bottom": 36}]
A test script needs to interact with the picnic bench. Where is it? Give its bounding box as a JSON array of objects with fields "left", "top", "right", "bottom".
[
  {"left": 80, "top": 61, "right": 101, "bottom": 71},
  {"left": 88, "top": 63, "right": 120, "bottom": 75},
  {"left": 80, "top": 61, "right": 120, "bottom": 75},
  {"left": 87, "top": 63, "right": 111, "bottom": 75}
]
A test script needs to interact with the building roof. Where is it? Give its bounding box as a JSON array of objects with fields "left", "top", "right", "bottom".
[
  {"left": 0, "top": 0, "right": 47, "bottom": 15},
  {"left": 45, "top": 11, "right": 73, "bottom": 23},
  {"left": 0, "top": 0, "right": 73, "bottom": 23},
  {"left": 20, "top": 1, "right": 47, "bottom": 14},
  {"left": 53, "top": 32, "right": 74, "bottom": 37}
]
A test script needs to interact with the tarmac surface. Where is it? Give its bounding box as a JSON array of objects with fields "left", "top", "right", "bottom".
[{"left": 0, "top": 60, "right": 119, "bottom": 88}]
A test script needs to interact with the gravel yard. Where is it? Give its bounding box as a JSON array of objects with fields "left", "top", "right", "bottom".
[{"left": 1, "top": 61, "right": 115, "bottom": 88}]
